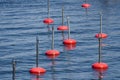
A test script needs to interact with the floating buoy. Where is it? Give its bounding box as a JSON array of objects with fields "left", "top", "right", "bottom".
[
  {"left": 45, "top": 50, "right": 60, "bottom": 59},
  {"left": 95, "top": 33, "right": 108, "bottom": 39},
  {"left": 92, "top": 62, "right": 108, "bottom": 71},
  {"left": 45, "top": 26, "right": 60, "bottom": 59},
  {"left": 63, "top": 39, "right": 76, "bottom": 45},
  {"left": 81, "top": 3, "right": 91, "bottom": 8},
  {"left": 81, "top": 0, "right": 91, "bottom": 15},
  {"left": 57, "top": 6, "right": 68, "bottom": 31},
  {"left": 95, "top": 12, "right": 108, "bottom": 39},
  {"left": 63, "top": 17, "right": 77, "bottom": 45},
  {"left": 57, "top": 25, "right": 68, "bottom": 31},
  {"left": 30, "top": 67, "right": 46, "bottom": 76},
  {"left": 43, "top": 18, "right": 54, "bottom": 25},
  {"left": 57, "top": 6, "right": 68, "bottom": 40},
  {"left": 29, "top": 37, "right": 46, "bottom": 76},
  {"left": 43, "top": 0, "right": 54, "bottom": 25}
]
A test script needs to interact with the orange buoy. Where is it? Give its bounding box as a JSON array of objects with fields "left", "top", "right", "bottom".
[
  {"left": 45, "top": 50, "right": 60, "bottom": 59},
  {"left": 95, "top": 12, "right": 108, "bottom": 39},
  {"left": 29, "top": 37, "right": 46, "bottom": 76},
  {"left": 63, "top": 17, "right": 77, "bottom": 45},
  {"left": 81, "top": 3, "right": 91, "bottom": 8},
  {"left": 57, "top": 6, "right": 68, "bottom": 31},
  {"left": 95, "top": 33, "right": 108, "bottom": 39},
  {"left": 63, "top": 39, "right": 76, "bottom": 45},
  {"left": 57, "top": 25, "right": 68, "bottom": 31},
  {"left": 92, "top": 62, "right": 108, "bottom": 70},
  {"left": 43, "top": 0, "right": 54, "bottom": 25},
  {"left": 30, "top": 67, "right": 46, "bottom": 76},
  {"left": 45, "top": 26, "right": 60, "bottom": 59},
  {"left": 43, "top": 18, "right": 54, "bottom": 25}
]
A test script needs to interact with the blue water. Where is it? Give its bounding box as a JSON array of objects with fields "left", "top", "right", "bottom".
[{"left": 0, "top": 0, "right": 120, "bottom": 80}]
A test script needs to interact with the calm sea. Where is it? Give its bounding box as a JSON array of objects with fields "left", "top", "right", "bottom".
[{"left": 0, "top": 0, "right": 120, "bottom": 80}]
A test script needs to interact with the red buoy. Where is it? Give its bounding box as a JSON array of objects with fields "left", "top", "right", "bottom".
[
  {"left": 95, "top": 12, "right": 108, "bottom": 39},
  {"left": 57, "top": 7, "right": 68, "bottom": 31},
  {"left": 45, "top": 26, "right": 60, "bottom": 59},
  {"left": 43, "top": 18, "right": 54, "bottom": 25},
  {"left": 57, "top": 25, "right": 68, "bottom": 31},
  {"left": 29, "top": 37, "right": 46, "bottom": 76},
  {"left": 45, "top": 50, "right": 60, "bottom": 59},
  {"left": 81, "top": 3, "right": 91, "bottom": 8},
  {"left": 29, "top": 67, "right": 46, "bottom": 76},
  {"left": 95, "top": 33, "right": 108, "bottom": 39},
  {"left": 92, "top": 62, "right": 108, "bottom": 71},
  {"left": 63, "top": 39, "right": 76, "bottom": 45},
  {"left": 63, "top": 17, "right": 77, "bottom": 45}
]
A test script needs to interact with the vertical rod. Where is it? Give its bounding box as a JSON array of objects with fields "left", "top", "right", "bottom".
[
  {"left": 51, "top": 26, "right": 54, "bottom": 49},
  {"left": 62, "top": 6, "right": 65, "bottom": 40},
  {"left": 12, "top": 59, "right": 16, "bottom": 80},
  {"left": 98, "top": 38, "right": 102, "bottom": 63},
  {"left": 100, "top": 12, "right": 102, "bottom": 33},
  {"left": 67, "top": 17, "right": 70, "bottom": 39},
  {"left": 62, "top": 6, "right": 64, "bottom": 25},
  {"left": 47, "top": 0, "right": 50, "bottom": 18},
  {"left": 36, "top": 36, "right": 39, "bottom": 67}
]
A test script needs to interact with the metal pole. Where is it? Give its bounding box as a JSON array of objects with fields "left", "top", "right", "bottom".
[
  {"left": 98, "top": 38, "right": 102, "bottom": 63},
  {"left": 51, "top": 26, "right": 54, "bottom": 49},
  {"left": 36, "top": 36, "right": 39, "bottom": 67},
  {"left": 62, "top": 6, "right": 64, "bottom": 25},
  {"left": 62, "top": 6, "right": 65, "bottom": 40},
  {"left": 67, "top": 17, "right": 70, "bottom": 39},
  {"left": 100, "top": 12, "right": 102, "bottom": 33},
  {"left": 47, "top": 0, "right": 50, "bottom": 18}
]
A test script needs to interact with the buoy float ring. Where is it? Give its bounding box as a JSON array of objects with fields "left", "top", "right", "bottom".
[
  {"left": 63, "top": 39, "right": 77, "bottom": 45},
  {"left": 43, "top": 18, "right": 54, "bottom": 25},
  {"left": 81, "top": 3, "right": 91, "bottom": 8},
  {"left": 29, "top": 67, "right": 46, "bottom": 75},
  {"left": 45, "top": 50, "right": 60, "bottom": 59},
  {"left": 95, "top": 33, "right": 108, "bottom": 39},
  {"left": 92, "top": 62, "right": 108, "bottom": 71},
  {"left": 57, "top": 25, "right": 69, "bottom": 31}
]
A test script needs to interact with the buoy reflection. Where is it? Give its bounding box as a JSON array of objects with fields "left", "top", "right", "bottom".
[
  {"left": 93, "top": 68, "right": 108, "bottom": 80},
  {"left": 31, "top": 75, "right": 43, "bottom": 80},
  {"left": 51, "top": 59, "right": 56, "bottom": 80},
  {"left": 64, "top": 44, "right": 76, "bottom": 51}
]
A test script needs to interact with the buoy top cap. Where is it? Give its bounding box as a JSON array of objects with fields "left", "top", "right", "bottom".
[
  {"left": 57, "top": 25, "right": 69, "bottom": 31},
  {"left": 43, "top": 18, "right": 54, "bottom": 25}
]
